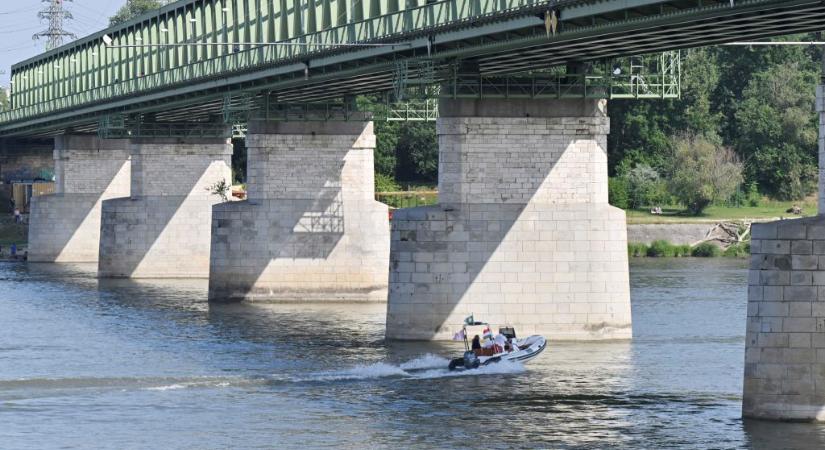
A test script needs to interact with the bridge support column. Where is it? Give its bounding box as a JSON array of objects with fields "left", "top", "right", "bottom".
[
  {"left": 98, "top": 138, "right": 232, "bottom": 278},
  {"left": 208, "top": 120, "right": 389, "bottom": 302},
  {"left": 386, "top": 98, "right": 631, "bottom": 340},
  {"left": 743, "top": 85, "right": 825, "bottom": 420},
  {"left": 28, "top": 135, "right": 130, "bottom": 262}
]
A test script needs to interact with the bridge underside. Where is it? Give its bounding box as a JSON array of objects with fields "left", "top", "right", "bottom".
[{"left": 2, "top": 0, "right": 825, "bottom": 136}]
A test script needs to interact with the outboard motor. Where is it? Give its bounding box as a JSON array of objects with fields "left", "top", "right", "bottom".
[{"left": 463, "top": 350, "right": 480, "bottom": 370}]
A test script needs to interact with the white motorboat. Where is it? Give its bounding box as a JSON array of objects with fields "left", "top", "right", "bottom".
[{"left": 447, "top": 319, "right": 547, "bottom": 371}]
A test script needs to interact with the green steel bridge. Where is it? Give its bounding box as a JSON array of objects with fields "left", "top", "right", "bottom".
[{"left": 1, "top": 0, "right": 824, "bottom": 137}]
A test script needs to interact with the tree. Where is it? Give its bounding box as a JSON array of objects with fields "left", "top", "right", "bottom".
[
  {"left": 608, "top": 48, "right": 722, "bottom": 175},
  {"left": 356, "top": 95, "right": 399, "bottom": 178},
  {"left": 621, "top": 164, "right": 666, "bottom": 209},
  {"left": 0, "top": 89, "right": 9, "bottom": 112},
  {"left": 396, "top": 122, "right": 437, "bottom": 182},
  {"left": 734, "top": 62, "right": 818, "bottom": 200},
  {"left": 669, "top": 134, "right": 743, "bottom": 215},
  {"left": 110, "top": 0, "right": 166, "bottom": 26}
]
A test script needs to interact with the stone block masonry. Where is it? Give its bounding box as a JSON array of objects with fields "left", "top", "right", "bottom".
[
  {"left": 744, "top": 85, "right": 825, "bottom": 421},
  {"left": 386, "top": 98, "right": 631, "bottom": 340},
  {"left": 28, "top": 135, "right": 131, "bottom": 262},
  {"left": 208, "top": 120, "right": 389, "bottom": 302},
  {"left": 98, "top": 138, "right": 232, "bottom": 278},
  {"left": 743, "top": 217, "right": 825, "bottom": 420}
]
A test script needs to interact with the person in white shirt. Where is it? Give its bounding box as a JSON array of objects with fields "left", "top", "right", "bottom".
[{"left": 493, "top": 334, "right": 507, "bottom": 353}]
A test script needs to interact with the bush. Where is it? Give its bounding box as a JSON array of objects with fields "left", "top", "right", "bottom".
[
  {"left": 669, "top": 134, "right": 744, "bottom": 215},
  {"left": 375, "top": 173, "right": 401, "bottom": 193},
  {"left": 674, "top": 245, "right": 692, "bottom": 257},
  {"left": 647, "top": 240, "right": 677, "bottom": 257},
  {"left": 746, "top": 182, "right": 761, "bottom": 207},
  {"left": 723, "top": 242, "right": 751, "bottom": 258},
  {"left": 622, "top": 164, "right": 668, "bottom": 209},
  {"left": 691, "top": 242, "right": 721, "bottom": 257},
  {"left": 609, "top": 177, "right": 630, "bottom": 209},
  {"left": 627, "top": 242, "right": 648, "bottom": 257}
]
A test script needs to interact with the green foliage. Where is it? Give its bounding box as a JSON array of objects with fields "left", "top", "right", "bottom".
[
  {"left": 376, "top": 191, "right": 438, "bottom": 208},
  {"left": 620, "top": 164, "right": 668, "bottom": 209},
  {"left": 647, "top": 240, "right": 691, "bottom": 257},
  {"left": 375, "top": 173, "right": 401, "bottom": 193},
  {"left": 746, "top": 182, "right": 761, "bottom": 207},
  {"left": 608, "top": 177, "right": 629, "bottom": 209},
  {"left": 608, "top": 48, "right": 722, "bottom": 174},
  {"left": 647, "top": 241, "right": 673, "bottom": 257},
  {"left": 110, "top": 0, "right": 167, "bottom": 26},
  {"left": 231, "top": 139, "right": 246, "bottom": 184},
  {"left": 206, "top": 179, "right": 230, "bottom": 202},
  {"left": 669, "top": 134, "right": 743, "bottom": 215},
  {"left": 734, "top": 62, "right": 818, "bottom": 200},
  {"left": 691, "top": 242, "right": 721, "bottom": 257},
  {"left": 677, "top": 244, "right": 693, "bottom": 256},
  {"left": 609, "top": 38, "right": 822, "bottom": 207},
  {"left": 357, "top": 96, "right": 397, "bottom": 177},
  {"left": 627, "top": 242, "right": 648, "bottom": 257},
  {"left": 356, "top": 96, "right": 436, "bottom": 182},
  {"left": 374, "top": 121, "right": 399, "bottom": 177},
  {"left": 0, "top": 89, "right": 9, "bottom": 112},
  {"left": 722, "top": 242, "right": 751, "bottom": 258},
  {"left": 395, "top": 123, "right": 438, "bottom": 181}
]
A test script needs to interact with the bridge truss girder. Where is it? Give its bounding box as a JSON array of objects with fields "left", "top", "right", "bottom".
[{"left": 2, "top": 0, "right": 824, "bottom": 136}]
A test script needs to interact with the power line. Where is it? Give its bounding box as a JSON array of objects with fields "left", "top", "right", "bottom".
[
  {"left": 33, "top": 0, "right": 77, "bottom": 51},
  {"left": 0, "top": 6, "right": 31, "bottom": 15},
  {"left": 0, "top": 26, "right": 43, "bottom": 35}
]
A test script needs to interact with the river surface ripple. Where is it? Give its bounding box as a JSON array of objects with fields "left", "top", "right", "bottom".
[{"left": 2, "top": 259, "right": 825, "bottom": 449}]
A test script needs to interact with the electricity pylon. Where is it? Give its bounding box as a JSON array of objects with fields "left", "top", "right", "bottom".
[{"left": 33, "top": 0, "right": 76, "bottom": 50}]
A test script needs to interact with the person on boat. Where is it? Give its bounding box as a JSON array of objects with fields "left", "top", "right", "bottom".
[
  {"left": 493, "top": 334, "right": 507, "bottom": 354},
  {"left": 509, "top": 339, "right": 520, "bottom": 352},
  {"left": 471, "top": 335, "right": 481, "bottom": 351}
]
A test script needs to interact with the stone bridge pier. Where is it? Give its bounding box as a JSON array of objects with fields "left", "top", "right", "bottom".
[
  {"left": 743, "top": 85, "right": 825, "bottom": 421},
  {"left": 98, "top": 138, "right": 232, "bottom": 278},
  {"left": 385, "top": 98, "right": 631, "bottom": 340},
  {"left": 29, "top": 135, "right": 130, "bottom": 262},
  {"left": 207, "top": 119, "right": 389, "bottom": 302}
]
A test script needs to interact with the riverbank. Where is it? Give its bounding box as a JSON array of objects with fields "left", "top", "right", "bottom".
[
  {"left": 0, "top": 216, "right": 27, "bottom": 260},
  {"left": 628, "top": 240, "right": 750, "bottom": 258},
  {"left": 624, "top": 199, "right": 815, "bottom": 224}
]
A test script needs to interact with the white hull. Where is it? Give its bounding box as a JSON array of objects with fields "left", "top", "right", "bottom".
[
  {"left": 448, "top": 335, "right": 547, "bottom": 371},
  {"left": 478, "top": 335, "right": 547, "bottom": 365}
]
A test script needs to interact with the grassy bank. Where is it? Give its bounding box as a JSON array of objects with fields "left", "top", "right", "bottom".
[
  {"left": 629, "top": 240, "right": 750, "bottom": 258},
  {"left": 626, "top": 199, "right": 817, "bottom": 224}
]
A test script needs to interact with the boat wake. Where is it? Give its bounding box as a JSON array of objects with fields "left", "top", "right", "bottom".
[
  {"left": 0, "top": 355, "right": 525, "bottom": 399},
  {"left": 0, "top": 375, "right": 257, "bottom": 400},
  {"left": 300, "top": 354, "right": 525, "bottom": 382}
]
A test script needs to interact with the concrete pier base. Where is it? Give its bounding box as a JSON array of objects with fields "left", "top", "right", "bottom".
[
  {"left": 386, "top": 98, "right": 631, "bottom": 340},
  {"left": 743, "top": 85, "right": 825, "bottom": 421},
  {"left": 208, "top": 120, "right": 389, "bottom": 302},
  {"left": 28, "top": 135, "right": 130, "bottom": 262},
  {"left": 98, "top": 138, "right": 232, "bottom": 278}
]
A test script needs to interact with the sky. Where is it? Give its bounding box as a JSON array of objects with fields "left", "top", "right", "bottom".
[{"left": 0, "top": 0, "right": 125, "bottom": 88}]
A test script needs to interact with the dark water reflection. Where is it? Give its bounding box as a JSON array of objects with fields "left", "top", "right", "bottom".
[{"left": 2, "top": 259, "right": 825, "bottom": 448}]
